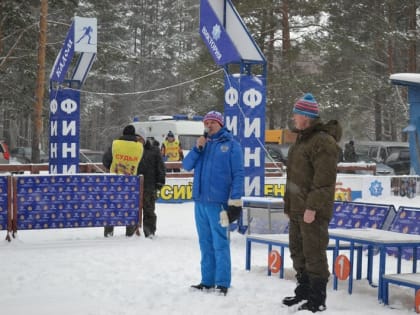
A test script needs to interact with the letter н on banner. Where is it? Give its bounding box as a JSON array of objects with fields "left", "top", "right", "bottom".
[{"left": 199, "top": 0, "right": 241, "bottom": 65}]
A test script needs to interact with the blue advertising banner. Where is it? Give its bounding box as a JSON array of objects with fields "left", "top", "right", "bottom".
[
  {"left": 0, "top": 176, "right": 8, "bottom": 231},
  {"left": 50, "top": 22, "right": 75, "bottom": 83},
  {"left": 49, "top": 88, "right": 81, "bottom": 174},
  {"left": 330, "top": 202, "right": 396, "bottom": 230},
  {"left": 15, "top": 175, "right": 140, "bottom": 230},
  {"left": 199, "top": 0, "right": 240, "bottom": 65},
  {"left": 224, "top": 74, "right": 266, "bottom": 196},
  {"left": 388, "top": 207, "right": 420, "bottom": 260}
]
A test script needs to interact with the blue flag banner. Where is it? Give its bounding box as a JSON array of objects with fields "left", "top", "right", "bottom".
[
  {"left": 330, "top": 202, "right": 396, "bottom": 230},
  {"left": 200, "top": 0, "right": 241, "bottom": 65},
  {"left": 387, "top": 207, "right": 420, "bottom": 260},
  {"left": 199, "top": 0, "right": 265, "bottom": 66},
  {"left": 49, "top": 88, "right": 81, "bottom": 174},
  {"left": 15, "top": 175, "right": 140, "bottom": 230},
  {"left": 50, "top": 22, "right": 75, "bottom": 83},
  {"left": 0, "top": 176, "right": 8, "bottom": 231},
  {"left": 224, "top": 74, "right": 266, "bottom": 196}
]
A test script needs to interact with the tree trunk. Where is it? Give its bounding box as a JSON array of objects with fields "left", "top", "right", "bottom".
[
  {"left": 407, "top": 0, "right": 416, "bottom": 72},
  {"left": 32, "top": 0, "right": 48, "bottom": 163}
]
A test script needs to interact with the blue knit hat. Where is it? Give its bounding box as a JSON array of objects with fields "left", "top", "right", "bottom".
[{"left": 293, "top": 93, "right": 320, "bottom": 118}]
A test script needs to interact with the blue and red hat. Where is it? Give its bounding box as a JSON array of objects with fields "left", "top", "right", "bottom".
[
  {"left": 293, "top": 93, "right": 320, "bottom": 118},
  {"left": 203, "top": 111, "right": 224, "bottom": 126}
]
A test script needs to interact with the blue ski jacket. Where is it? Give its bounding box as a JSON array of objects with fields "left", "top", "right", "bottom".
[{"left": 183, "top": 127, "right": 244, "bottom": 205}]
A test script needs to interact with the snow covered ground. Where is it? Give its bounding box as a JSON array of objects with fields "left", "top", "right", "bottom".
[{"left": 0, "top": 202, "right": 418, "bottom": 315}]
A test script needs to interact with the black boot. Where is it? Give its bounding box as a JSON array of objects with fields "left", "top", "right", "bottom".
[
  {"left": 283, "top": 272, "right": 310, "bottom": 306},
  {"left": 104, "top": 226, "right": 114, "bottom": 237},
  {"left": 126, "top": 225, "right": 137, "bottom": 237},
  {"left": 298, "top": 277, "right": 327, "bottom": 313},
  {"left": 190, "top": 283, "right": 215, "bottom": 291}
]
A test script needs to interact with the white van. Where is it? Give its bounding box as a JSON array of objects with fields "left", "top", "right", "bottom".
[
  {"left": 130, "top": 115, "right": 204, "bottom": 156},
  {"left": 355, "top": 141, "right": 409, "bottom": 163}
]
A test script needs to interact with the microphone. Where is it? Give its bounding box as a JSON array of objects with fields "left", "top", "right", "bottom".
[{"left": 198, "top": 128, "right": 209, "bottom": 151}]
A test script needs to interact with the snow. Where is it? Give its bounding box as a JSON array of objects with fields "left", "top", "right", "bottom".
[{"left": 0, "top": 201, "right": 418, "bottom": 315}]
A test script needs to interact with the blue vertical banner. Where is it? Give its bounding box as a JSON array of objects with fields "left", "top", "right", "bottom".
[
  {"left": 224, "top": 74, "right": 266, "bottom": 196},
  {"left": 406, "top": 87, "right": 420, "bottom": 175},
  {"left": 49, "top": 16, "right": 97, "bottom": 175},
  {"left": 390, "top": 74, "right": 420, "bottom": 175},
  {"left": 49, "top": 88, "right": 80, "bottom": 174}
]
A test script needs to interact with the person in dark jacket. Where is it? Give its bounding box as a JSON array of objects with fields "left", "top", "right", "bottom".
[
  {"left": 137, "top": 133, "right": 166, "bottom": 239},
  {"left": 183, "top": 110, "right": 244, "bottom": 296},
  {"left": 283, "top": 93, "right": 341, "bottom": 312},
  {"left": 102, "top": 125, "right": 144, "bottom": 237},
  {"left": 343, "top": 140, "right": 357, "bottom": 162}
]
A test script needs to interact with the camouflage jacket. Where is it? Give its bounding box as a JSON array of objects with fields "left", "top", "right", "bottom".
[{"left": 284, "top": 119, "right": 342, "bottom": 221}]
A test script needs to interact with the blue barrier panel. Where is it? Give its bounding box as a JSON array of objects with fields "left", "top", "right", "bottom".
[
  {"left": 15, "top": 174, "right": 140, "bottom": 230},
  {"left": 0, "top": 176, "right": 8, "bottom": 230},
  {"left": 241, "top": 200, "right": 396, "bottom": 235},
  {"left": 388, "top": 207, "right": 420, "bottom": 260},
  {"left": 330, "top": 201, "right": 396, "bottom": 230}
]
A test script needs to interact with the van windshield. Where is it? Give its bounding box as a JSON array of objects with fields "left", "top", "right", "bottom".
[{"left": 179, "top": 135, "right": 200, "bottom": 151}]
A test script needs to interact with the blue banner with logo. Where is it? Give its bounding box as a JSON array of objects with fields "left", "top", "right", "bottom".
[
  {"left": 224, "top": 74, "right": 266, "bottom": 196},
  {"left": 199, "top": 0, "right": 240, "bottom": 65},
  {"left": 15, "top": 175, "right": 140, "bottom": 230},
  {"left": 0, "top": 176, "right": 8, "bottom": 231},
  {"left": 330, "top": 201, "right": 396, "bottom": 230},
  {"left": 388, "top": 207, "right": 420, "bottom": 260},
  {"left": 49, "top": 88, "right": 80, "bottom": 174}
]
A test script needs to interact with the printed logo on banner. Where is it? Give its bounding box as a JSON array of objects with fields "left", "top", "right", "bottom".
[
  {"left": 369, "top": 180, "right": 383, "bottom": 197},
  {"left": 74, "top": 17, "right": 97, "bottom": 53},
  {"left": 212, "top": 24, "right": 221, "bottom": 41}
]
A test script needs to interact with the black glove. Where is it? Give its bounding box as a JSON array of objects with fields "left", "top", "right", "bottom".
[{"left": 227, "top": 205, "right": 242, "bottom": 223}]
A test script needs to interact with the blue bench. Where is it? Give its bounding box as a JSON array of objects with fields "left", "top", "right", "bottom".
[
  {"left": 381, "top": 273, "right": 420, "bottom": 310},
  {"left": 245, "top": 233, "right": 363, "bottom": 279}
]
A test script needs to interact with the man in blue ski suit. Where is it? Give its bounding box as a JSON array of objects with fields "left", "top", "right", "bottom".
[{"left": 183, "top": 110, "right": 244, "bottom": 296}]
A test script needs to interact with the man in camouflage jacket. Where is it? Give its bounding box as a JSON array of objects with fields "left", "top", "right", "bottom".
[{"left": 283, "top": 93, "right": 341, "bottom": 313}]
